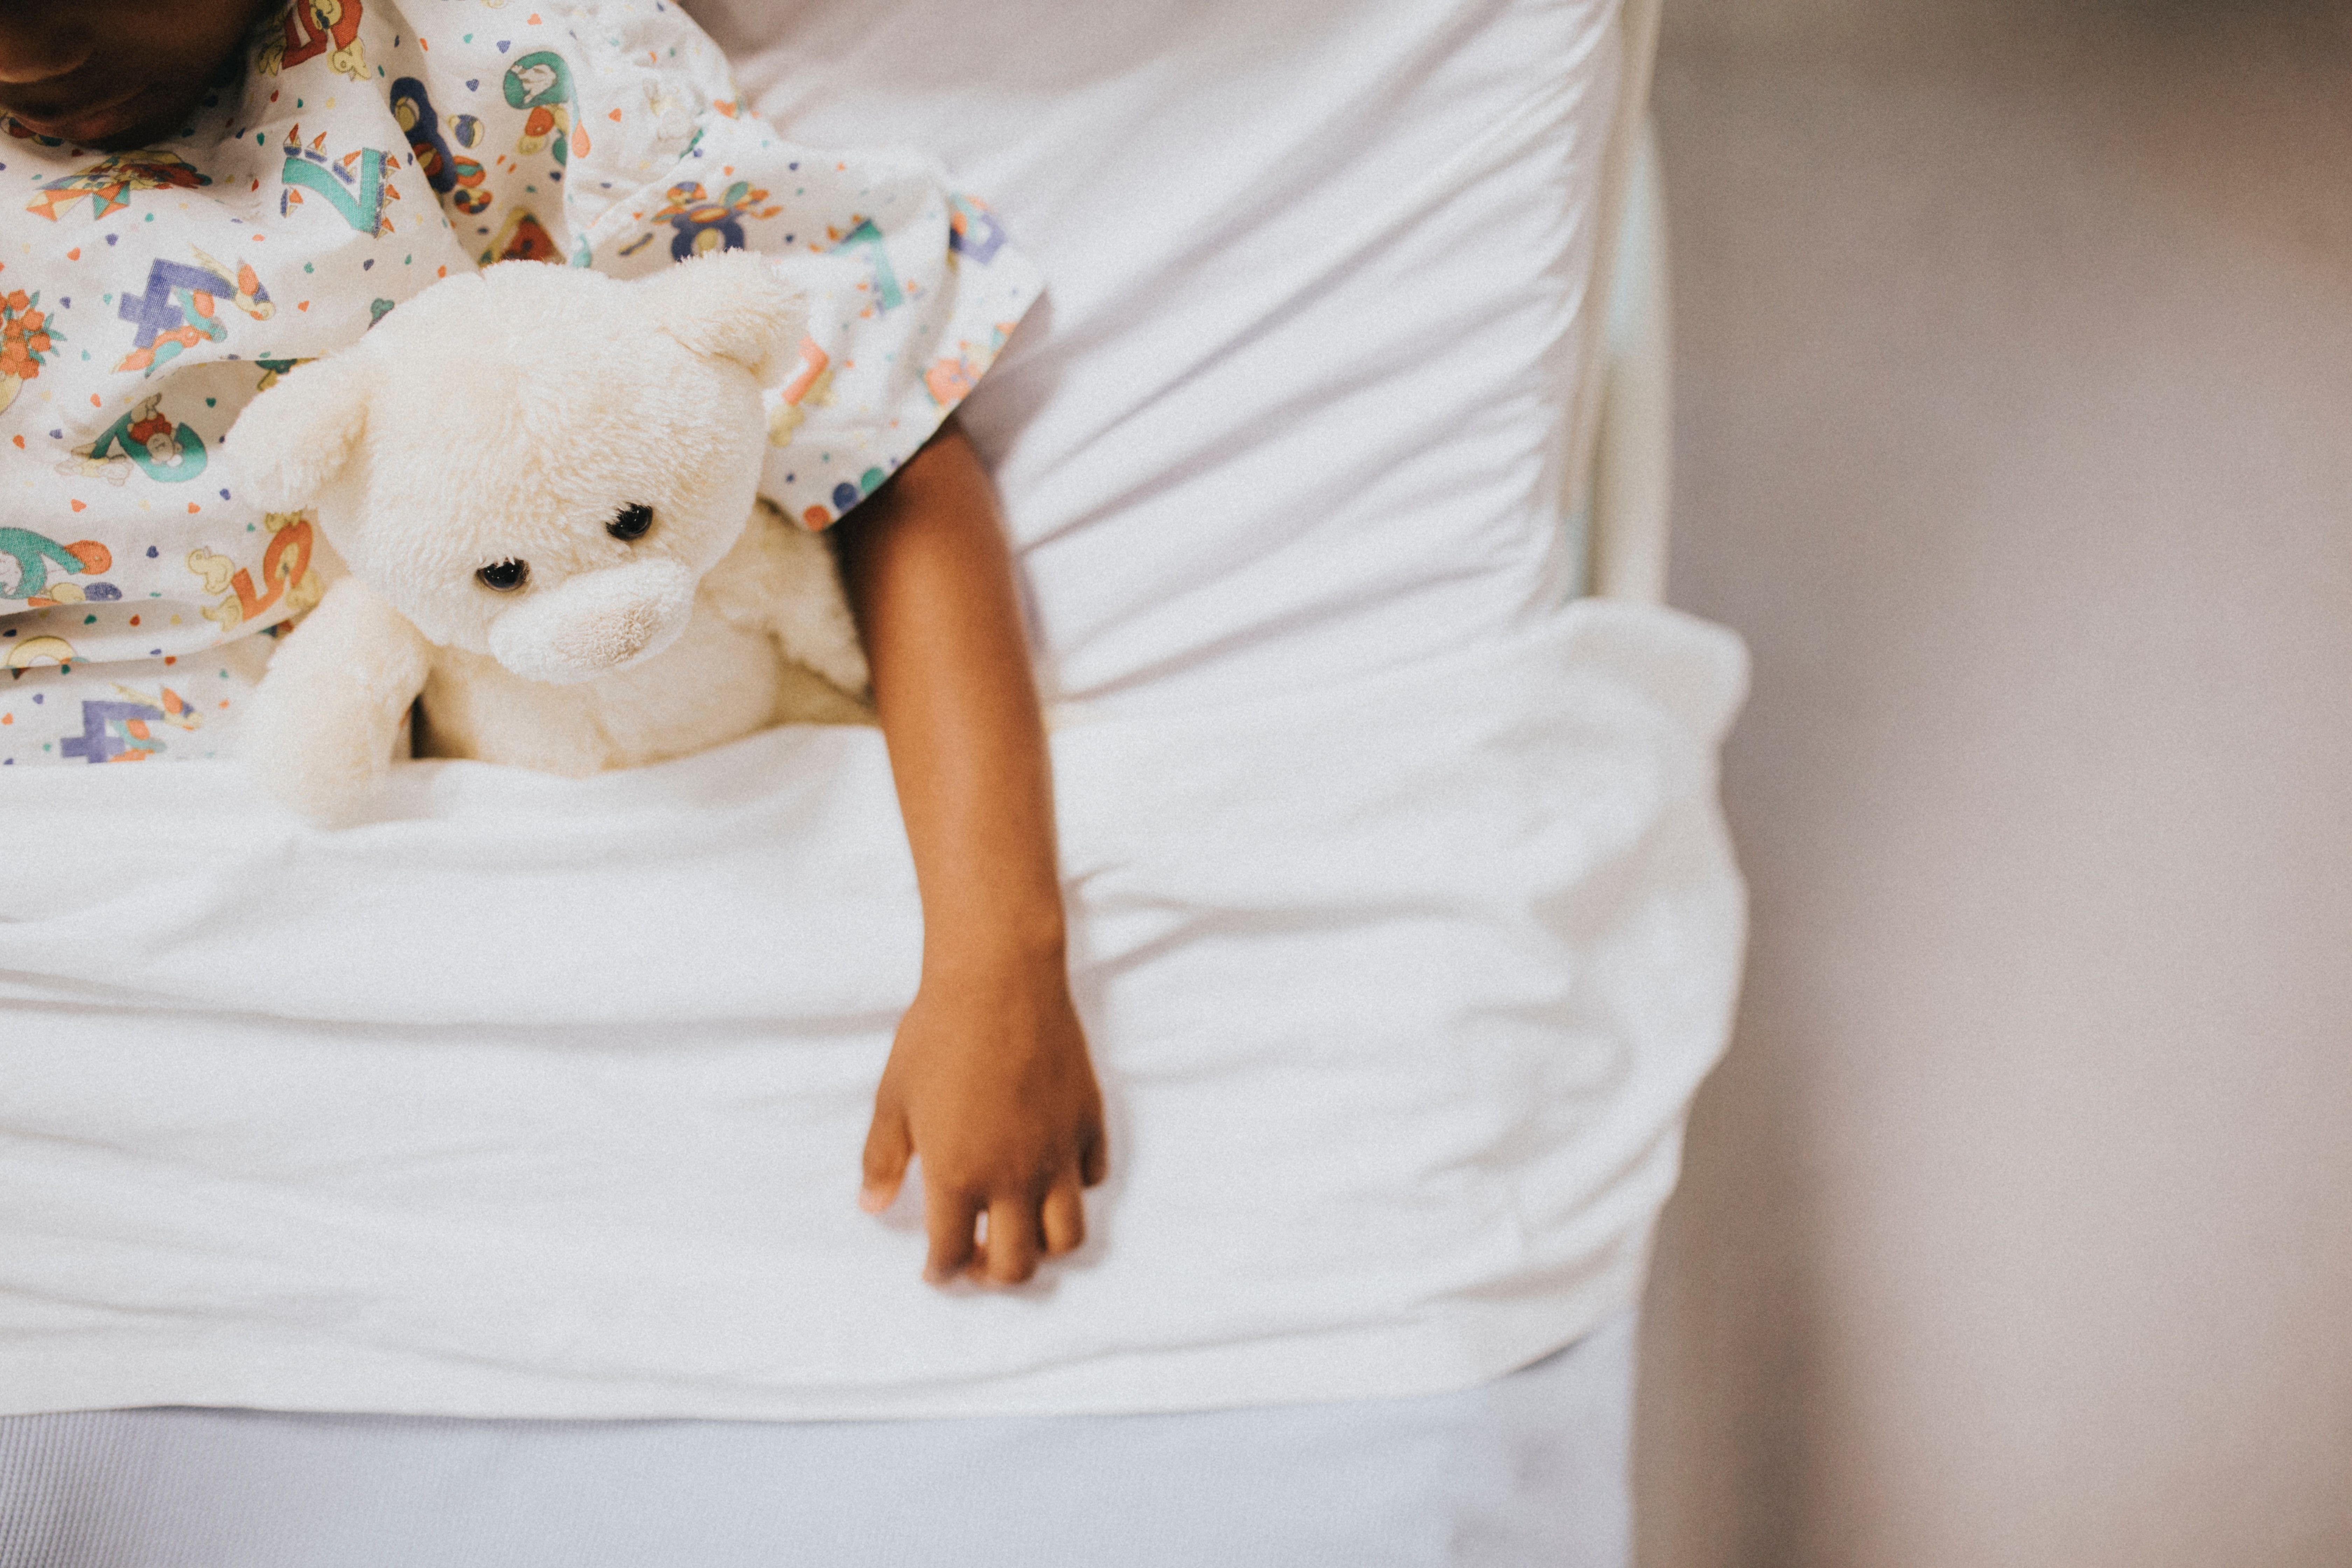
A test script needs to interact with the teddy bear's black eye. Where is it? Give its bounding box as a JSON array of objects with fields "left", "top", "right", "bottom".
[
  {"left": 476, "top": 559, "right": 529, "bottom": 592},
  {"left": 608, "top": 502, "right": 654, "bottom": 541}
]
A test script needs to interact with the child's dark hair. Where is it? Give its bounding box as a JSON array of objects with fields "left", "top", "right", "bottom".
[{"left": 0, "top": 0, "right": 276, "bottom": 150}]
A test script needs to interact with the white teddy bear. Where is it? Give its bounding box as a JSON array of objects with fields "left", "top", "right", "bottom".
[{"left": 228, "top": 254, "right": 871, "bottom": 823}]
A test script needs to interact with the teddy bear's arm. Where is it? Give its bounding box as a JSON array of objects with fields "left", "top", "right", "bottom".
[
  {"left": 240, "top": 576, "right": 435, "bottom": 823},
  {"left": 704, "top": 500, "right": 872, "bottom": 699}
]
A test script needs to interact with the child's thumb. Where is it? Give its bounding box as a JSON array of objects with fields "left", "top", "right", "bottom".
[{"left": 860, "top": 1105, "right": 912, "bottom": 1213}]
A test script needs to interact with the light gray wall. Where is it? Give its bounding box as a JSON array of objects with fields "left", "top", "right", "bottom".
[{"left": 1635, "top": 3, "right": 2352, "bottom": 1565}]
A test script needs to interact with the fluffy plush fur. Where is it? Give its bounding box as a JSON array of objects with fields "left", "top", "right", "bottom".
[{"left": 228, "top": 255, "right": 870, "bottom": 823}]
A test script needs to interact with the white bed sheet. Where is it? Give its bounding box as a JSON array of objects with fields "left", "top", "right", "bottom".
[
  {"left": 0, "top": 0, "right": 1748, "bottom": 1422},
  {"left": 694, "top": 0, "right": 1620, "bottom": 714}
]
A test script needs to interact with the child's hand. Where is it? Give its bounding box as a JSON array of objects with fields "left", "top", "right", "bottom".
[{"left": 859, "top": 954, "right": 1107, "bottom": 1287}]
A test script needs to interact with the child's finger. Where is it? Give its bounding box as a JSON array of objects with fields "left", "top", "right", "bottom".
[
  {"left": 923, "top": 1184, "right": 981, "bottom": 1284},
  {"left": 1079, "top": 1126, "right": 1109, "bottom": 1187},
  {"left": 859, "top": 1102, "right": 912, "bottom": 1213},
  {"left": 1041, "top": 1179, "right": 1086, "bottom": 1256},
  {"left": 982, "top": 1196, "right": 1042, "bottom": 1285}
]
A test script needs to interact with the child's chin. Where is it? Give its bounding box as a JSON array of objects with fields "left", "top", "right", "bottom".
[{"left": 45, "top": 84, "right": 192, "bottom": 150}]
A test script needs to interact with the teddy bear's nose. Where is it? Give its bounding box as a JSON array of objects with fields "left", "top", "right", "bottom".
[
  {"left": 589, "top": 599, "right": 665, "bottom": 662},
  {"left": 484, "top": 559, "right": 698, "bottom": 685}
]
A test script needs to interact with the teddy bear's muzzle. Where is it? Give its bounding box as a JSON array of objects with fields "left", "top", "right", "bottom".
[{"left": 485, "top": 558, "right": 699, "bottom": 685}]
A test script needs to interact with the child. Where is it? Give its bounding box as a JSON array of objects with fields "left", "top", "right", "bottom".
[{"left": 0, "top": 0, "right": 1104, "bottom": 1289}]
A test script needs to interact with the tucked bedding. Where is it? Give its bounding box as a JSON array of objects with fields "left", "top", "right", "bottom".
[{"left": 0, "top": 0, "right": 1747, "bottom": 1421}]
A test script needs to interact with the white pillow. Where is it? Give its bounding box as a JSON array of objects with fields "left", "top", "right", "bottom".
[{"left": 692, "top": 0, "right": 1620, "bottom": 713}]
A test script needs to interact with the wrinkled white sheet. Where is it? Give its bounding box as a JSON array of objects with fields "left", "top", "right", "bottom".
[{"left": 0, "top": 602, "right": 1741, "bottom": 1419}]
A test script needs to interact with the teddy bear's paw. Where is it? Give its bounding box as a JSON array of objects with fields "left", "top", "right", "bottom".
[
  {"left": 753, "top": 520, "right": 870, "bottom": 698},
  {"left": 244, "top": 743, "right": 393, "bottom": 828},
  {"left": 237, "top": 682, "right": 399, "bottom": 827},
  {"left": 791, "top": 622, "right": 871, "bottom": 700}
]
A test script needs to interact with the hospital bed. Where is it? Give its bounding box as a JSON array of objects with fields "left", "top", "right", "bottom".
[{"left": 0, "top": 0, "right": 1738, "bottom": 1560}]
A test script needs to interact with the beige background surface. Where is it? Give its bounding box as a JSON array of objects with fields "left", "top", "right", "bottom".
[{"left": 1632, "top": 2, "right": 2352, "bottom": 1565}]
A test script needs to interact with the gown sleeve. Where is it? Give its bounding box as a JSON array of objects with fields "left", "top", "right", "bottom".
[{"left": 546, "top": 8, "right": 1044, "bottom": 530}]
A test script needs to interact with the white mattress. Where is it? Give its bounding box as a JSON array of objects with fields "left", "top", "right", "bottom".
[
  {"left": 0, "top": 1316, "right": 1636, "bottom": 1567},
  {"left": 0, "top": 0, "right": 1748, "bottom": 1421}
]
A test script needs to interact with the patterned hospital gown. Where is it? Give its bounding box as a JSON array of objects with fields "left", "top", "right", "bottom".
[{"left": 0, "top": 0, "right": 1040, "bottom": 766}]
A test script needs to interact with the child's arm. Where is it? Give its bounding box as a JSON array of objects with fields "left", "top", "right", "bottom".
[{"left": 836, "top": 418, "right": 1107, "bottom": 1288}]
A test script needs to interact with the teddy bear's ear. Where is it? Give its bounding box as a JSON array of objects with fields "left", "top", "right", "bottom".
[
  {"left": 226, "top": 357, "right": 370, "bottom": 512},
  {"left": 644, "top": 251, "right": 808, "bottom": 388}
]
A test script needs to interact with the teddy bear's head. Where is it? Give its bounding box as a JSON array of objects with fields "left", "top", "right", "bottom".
[{"left": 228, "top": 254, "right": 804, "bottom": 684}]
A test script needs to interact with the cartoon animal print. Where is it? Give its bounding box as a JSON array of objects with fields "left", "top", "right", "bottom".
[
  {"left": 479, "top": 209, "right": 561, "bottom": 266},
  {"left": 59, "top": 686, "right": 201, "bottom": 763},
  {"left": 391, "top": 77, "right": 491, "bottom": 216},
  {"left": 279, "top": 127, "right": 397, "bottom": 236},
  {"left": 0, "top": 530, "right": 111, "bottom": 604},
  {"left": 113, "top": 249, "right": 275, "bottom": 376},
  {"left": 504, "top": 53, "right": 588, "bottom": 166},
  {"left": 654, "top": 180, "right": 780, "bottom": 262},
  {"left": 187, "top": 511, "right": 323, "bottom": 631},
  {"left": 26, "top": 150, "right": 211, "bottom": 222},
  {"left": 946, "top": 194, "right": 1007, "bottom": 265},
  {"left": 256, "top": 0, "right": 368, "bottom": 83},
  {"left": 0, "top": 289, "right": 60, "bottom": 415},
  {"left": 824, "top": 216, "right": 905, "bottom": 313},
  {"left": 58, "top": 395, "right": 208, "bottom": 486}
]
